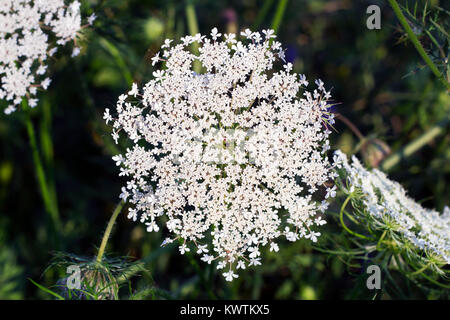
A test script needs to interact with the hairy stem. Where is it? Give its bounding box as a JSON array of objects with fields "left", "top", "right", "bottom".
[{"left": 96, "top": 200, "right": 125, "bottom": 263}]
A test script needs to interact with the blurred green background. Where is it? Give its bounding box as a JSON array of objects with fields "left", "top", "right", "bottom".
[{"left": 0, "top": 0, "right": 449, "bottom": 299}]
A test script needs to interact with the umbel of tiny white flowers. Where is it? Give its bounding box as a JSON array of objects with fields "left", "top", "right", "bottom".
[
  {"left": 0, "top": 0, "right": 96, "bottom": 114},
  {"left": 105, "top": 28, "right": 338, "bottom": 281},
  {"left": 334, "top": 150, "right": 450, "bottom": 265}
]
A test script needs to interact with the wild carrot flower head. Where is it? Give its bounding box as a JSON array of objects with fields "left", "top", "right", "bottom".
[
  {"left": 106, "top": 28, "right": 337, "bottom": 280},
  {"left": 0, "top": 0, "right": 95, "bottom": 114},
  {"left": 334, "top": 150, "right": 450, "bottom": 265}
]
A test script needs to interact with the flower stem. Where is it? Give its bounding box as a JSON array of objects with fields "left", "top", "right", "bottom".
[
  {"left": 96, "top": 200, "right": 125, "bottom": 263},
  {"left": 22, "top": 99, "right": 61, "bottom": 232},
  {"left": 271, "top": 0, "right": 288, "bottom": 34},
  {"left": 408, "top": 262, "right": 431, "bottom": 276},
  {"left": 335, "top": 113, "right": 365, "bottom": 141},
  {"left": 339, "top": 195, "right": 372, "bottom": 241},
  {"left": 40, "top": 97, "right": 59, "bottom": 222},
  {"left": 387, "top": 0, "right": 450, "bottom": 90},
  {"left": 252, "top": 0, "right": 275, "bottom": 30},
  {"left": 177, "top": 238, "right": 217, "bottom": 299},
  {"left": 99, "top": 37, "right": 133, "bottom": 87},
  {"left": 418, "top": 272, "right": 450, "bottom": 289},
  {"left": 376, "top": 230, "right": 388, "bottom": 251},
  {"left": 185, "top": 0, "right": 201, "bottom": 73}
]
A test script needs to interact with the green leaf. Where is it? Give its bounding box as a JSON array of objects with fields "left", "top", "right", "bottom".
[{"left": 28, "top": 278, "right": 65, "bottom": 300}]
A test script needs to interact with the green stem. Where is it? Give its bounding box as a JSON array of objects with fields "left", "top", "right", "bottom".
[
  {"left": 339, "top": 196, "right": 372, "bottom": 241},
  {"left": 75, "top": 60, "right": 120, "bottom": 157},
  {"left": 271, "top": 0, "right": 288, "bottom": 34},
  {"left": 418, "top": 272, "right": 450, "bottom": 289},
  {"left": 408, "top": 262, "right": 431, "bottom": 276},
  {"left": 99, "top": 37, "right": 133, "bottom": 87},
  {"left": 336, "top": 113, "right": 365, "bottom": 141},
  {"left": 312, "top": 246, "right": 367, "bottom": 256},
  {"left": 381, "top": 113, "right": 450, "bottom": 171},
  {"left": 177, "top": 239, "right": 216, "bottom": 299},
  {"left": 383, "top": 255, "right": 407, "bottom": 299},
  {"left": 252, "top": 0, "right": 275, "bottom": 30},
  {"left": 22, "top": 100, "right": 61, "bottom": 232},
  {"left": 387, "top": 0, "right": 450, "bottom": 90},
  {"left": 185, "top": 0, "right": 201, "bottom": 73},
  {"left": 40, "top": 98, "right": 58, "bottom": 220},
  {"left": 343, "top": 208, "right": 361, "bottom": 225},
  {"left": 376, "top": 230, "right": 388, "bottom": 251},
  {"left": 96, "top": 200, "right": 125, "bottom": 263}
]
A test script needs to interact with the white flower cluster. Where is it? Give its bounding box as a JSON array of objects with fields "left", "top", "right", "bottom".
[
  {"left": 106, "top": 28, "right": 337, "bottom": 281},
  {"left": 0, "top": 0, "right": 95, "bottom": 114},
  {"left": 334, "top": 150, "right": 450, "bottom": 264}
]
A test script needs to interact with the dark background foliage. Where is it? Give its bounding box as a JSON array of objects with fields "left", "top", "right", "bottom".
[{"left": 0, "top": 0, "right": 448, "bottom": 299}]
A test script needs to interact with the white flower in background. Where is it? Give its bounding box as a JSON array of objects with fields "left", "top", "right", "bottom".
[
  {"left": 106, "top": 28, "right": 337, "bottom": 280},
  {"left": 223, "top": 270, "right": 238, "bottom": 282},
  {"left": 87, "top": 13, "right": 97, "bottom": 26},
  {"left": 334, "top": 150, "right": 450, "bottom": 264},
  {"left": 0, "top": 0, "right": 92, "bottom": 114}
]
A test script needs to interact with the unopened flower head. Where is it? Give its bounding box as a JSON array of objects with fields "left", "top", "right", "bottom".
[
  {"left": 334, "top": 150, "right": 450, "bottom": 264},
  {"left": 0, "top": 0, "right": 91, "bottom": 114},
  {"left": 106, "top": 28, "right": 337, "bottom": 280}
]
